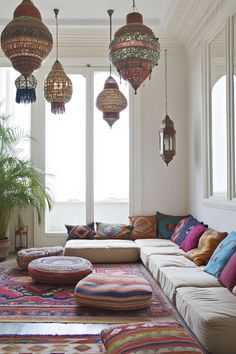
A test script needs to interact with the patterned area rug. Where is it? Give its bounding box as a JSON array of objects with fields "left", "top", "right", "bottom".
[
  {"left": 0, "top": 263, "right": 178, "bottom": 323},
  {"left": 0, "top": 334, "right": 105, "bottom": 353}
]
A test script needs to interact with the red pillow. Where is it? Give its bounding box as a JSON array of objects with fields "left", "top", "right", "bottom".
[
  {"left": 219, "top": 252, "right": 236, "bottom": 291},
  {"left": 180, "top": 224, "right": 207, "bottom": 252}
]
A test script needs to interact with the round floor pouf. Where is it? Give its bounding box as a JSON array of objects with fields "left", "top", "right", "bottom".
[
  {"left": 28, "top": 256, "right": 93, "bottom": 284},
  {"left": 74, "top": 273, "right": 153, "bottom": 311},
  {"left": 17, "top": 246, "right": 64, "bottom": 270}
]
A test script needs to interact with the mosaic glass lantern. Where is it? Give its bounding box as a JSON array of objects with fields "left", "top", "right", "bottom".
[
  {"left": 96, "top": 75, "right": 127, "bottom": 128},
  {"left": 15, "top": 74, "right": 37, "bottom": 103},
  {"left": 109, "top": 0, "right": 160, "bottom": 94},
  {"left": 44, "top": 9, "right": 72, "bottom": 114},
  {"left": 1, "top": 0, "right": 53, "bottom": 79},
  {"left": 96, "top": 9, "right": 127, "bottom": 128}
]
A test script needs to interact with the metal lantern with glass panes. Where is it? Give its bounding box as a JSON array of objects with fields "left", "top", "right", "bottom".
[
  {"left": 159, "top": 49, "right": 176, "bottom": 166},
  {"left": 159, "top": 115, "right": 176, "bottom": 165}
]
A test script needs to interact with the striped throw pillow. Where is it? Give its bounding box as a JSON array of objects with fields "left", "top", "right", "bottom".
[
  {"left": 101, "top": 321, "right": 204, "bottom": 354},
  {"left": 74, "top": 273, "right": 153, "bottom": 311}
]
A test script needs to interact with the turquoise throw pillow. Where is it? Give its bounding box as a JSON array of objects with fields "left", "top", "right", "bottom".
[
  {"left": 156, "top": 211, "right": 186, "bottom": 239},
  {"left": 204, "top": 231, "right": 236, "bottom": 277}
]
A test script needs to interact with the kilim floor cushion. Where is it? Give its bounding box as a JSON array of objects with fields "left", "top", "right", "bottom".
[
  {"left": 74, "top": 273, "right": 153, "bottom": 310},
  {"left": 17, "top": 246, "right": 64, "bottom": 270},
  {"left": 28, "top": 256, "right": 93, "bottom": 284}
]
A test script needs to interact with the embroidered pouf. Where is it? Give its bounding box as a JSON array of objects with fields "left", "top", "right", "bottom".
[
  {"left": 17, "top": 246, "right": 64, "bottom": 270},
  {"left": 28, "top": 256, "right": 93, "bottom": 284},
  {"left": 74, "top": 273, "right": 153, "bottom": 311}
]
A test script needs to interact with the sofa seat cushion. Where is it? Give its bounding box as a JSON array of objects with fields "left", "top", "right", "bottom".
[
  {"left": 134, "top": 239, "right": 176, "bottom": 247},
  {"left": 140, "top": 246, "right": 183, "bottom": 267},
  {"left": 176, "top": 287, "right": 236, "bottom": 354},
  {"left": 158, "top": 266, "right": 221, "bottom": 303},
  {"left": 74, "top": 273, "right": 153, "bottom": 311},
  {"left": 64, "top": 239, "right": 140, "bottom": 263},
  {"left": 148, "top": 255, "right": 197, "bottom": 281}
]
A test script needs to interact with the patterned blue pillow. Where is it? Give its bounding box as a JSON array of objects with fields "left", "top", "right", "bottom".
[
  {"left": 174, "top": 216, "right": 201, "bottom": 246},
  {"left": 156, "top": 211, "right": 186, "bottom": 239},
  {"left": 204, "top": 231, "right": 236, "bottom": 277}
]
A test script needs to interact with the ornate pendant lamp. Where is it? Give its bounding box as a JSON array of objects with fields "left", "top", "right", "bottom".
[
  {"left": 15, "top": 74, "right": 37, "bottom": 103},
  {"left": 159, "top": 49, "right": 176, "bottom": 166},
  {"left": 1, "top": 0, "right": 53, "bottom": 102},
  {"left": 109, "top": 0, "right": 160, "bottom": 94},
  {"left": 96, "top": 10, "right": 127, "bottom": 128},
  {"left": 44, "top": 9, "right": 73, "bottom": 114}
]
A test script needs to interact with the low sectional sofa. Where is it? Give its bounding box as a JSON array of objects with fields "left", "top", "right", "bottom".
[{"left": 63, "top": 218, "right": 236, "bottom": 354}]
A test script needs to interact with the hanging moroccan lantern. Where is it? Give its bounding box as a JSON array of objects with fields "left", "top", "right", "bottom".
[
  {"left": 44, "top": 9, "right": 72, "bottom": 114},
  {"left": 15, "top": 74, "right": 37, "bottom": 103},
  {"left": 109, "top": 0, "right": 160, "bottom": 94},
  {"left": 96, "top": 9, "right": 127, "bottom": 128},
  {"left": 1, "top": 0, "right": 53, "bottom": 78},
  {"left": 159, "top": 49, "right": 176, "bottom": 166},
  {"left": 96, "top": 75, "right": 127, "bottom": 128}
]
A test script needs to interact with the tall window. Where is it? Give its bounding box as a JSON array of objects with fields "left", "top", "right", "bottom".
[
  {"left": 205, "top": 14, "right": 236, "bottom": 202},
  {"left": 45, "top": 69, "right": 129, "bottom": 233}
]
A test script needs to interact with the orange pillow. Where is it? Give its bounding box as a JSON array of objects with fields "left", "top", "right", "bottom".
[
  {"left": 185, "top": 228, "right": 228, "bottom": 266},
  {"left": 129, "top": 215, "right": 156, "bottom": 240}
]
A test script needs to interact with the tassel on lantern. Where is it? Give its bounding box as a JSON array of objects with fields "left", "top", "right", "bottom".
[{"left": 15, "top": 75, "right": 37, "bottom": 104}]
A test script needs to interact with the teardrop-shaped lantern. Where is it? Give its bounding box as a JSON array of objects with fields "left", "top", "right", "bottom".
[
  {"left": 1, "top": 0, "right": 53, "bottom": 78},
  {"left": 109, "top": 1, "right": 160, "bottom": 94},
  {"left": 96, "top": 75, "right": 127, "bottom": 127},
  {"left": 44, "top": 9, "right": 72, "bottom": 114},
  {"left": 44, "top": 60, "right": 72, "bottom": 114},
  {"left": 15, "top": 74, "right": 37, "bottom": 104},
  {"left": 96, "top": 9, "right": 127, "bottom": 127}
]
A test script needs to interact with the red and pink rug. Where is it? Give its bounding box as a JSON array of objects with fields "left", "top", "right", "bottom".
[
  {"left": 0, "top": 334, "right": 105, "bottom": 353},
  {"left": 0, "top": 262, "right": 178, "bottom": 323}
]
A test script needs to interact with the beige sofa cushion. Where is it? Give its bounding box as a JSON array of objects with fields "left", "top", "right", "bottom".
[
  {"left": 64, "top": 239, "right": 140, "bottom": 263},
  {"left": 148, "top": 255, "right": 197, "bottom": 281},
  {"left": 158, "top": 266, "right": 221, "bottom": 303},
  {"left": 140, "top": 246, "right": 184, "bottom": 267},
  {"left": 134, "top": 239, "right": 177, "bottom": 247},
  {"left": 176, "top": 287, "right": 236, "bottom": 354}
]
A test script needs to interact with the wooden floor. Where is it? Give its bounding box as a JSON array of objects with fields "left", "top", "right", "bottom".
[{"left": 0, "top": 254, "right": 109, "bottom": 335}]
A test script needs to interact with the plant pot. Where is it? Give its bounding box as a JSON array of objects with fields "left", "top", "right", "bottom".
[{"left": 0, "top": 238, "right": 10, "bottom": 261}]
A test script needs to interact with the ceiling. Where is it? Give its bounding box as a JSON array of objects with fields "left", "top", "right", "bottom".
[{"left": 0, "top": 0, "right": 222, "bottom": 46}]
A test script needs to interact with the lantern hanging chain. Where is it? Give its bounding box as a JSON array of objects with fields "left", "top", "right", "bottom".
[
  {"left": 54, "top": 9, "right": 59, "bottom": 61},
  {"left": 107, "top": 9, "right": 114, "bottom": 77},
  {"left": 165, "top": 49, "right": 168, "bottom": 116}
]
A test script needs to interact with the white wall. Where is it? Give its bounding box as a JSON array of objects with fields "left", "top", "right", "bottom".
[{"left": 139, "top": 53, "right": 188, "bottom": 216}]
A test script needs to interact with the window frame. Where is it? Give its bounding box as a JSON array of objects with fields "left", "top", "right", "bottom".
[{"left": 203, "top": 14, "right": 236, "bottom": 209}]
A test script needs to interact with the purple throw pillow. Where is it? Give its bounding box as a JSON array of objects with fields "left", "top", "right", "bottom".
[
  {"left": 180, "top": 224, "right": 207, "bottom": 252},
  {"left": 219, "top": 252, "right": 236, "bottom": 291}
]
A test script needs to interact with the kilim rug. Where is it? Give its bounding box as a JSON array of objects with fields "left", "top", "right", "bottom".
[
  {"left": 0, "top": 334, "right": 105, "bottom": 353},
  {"left": 0, "top": 263, "right": 179, "bottom": 323}
]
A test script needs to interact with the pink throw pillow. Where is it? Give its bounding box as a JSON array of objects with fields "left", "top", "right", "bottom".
[
  {"left": 180, "top": 224, "right": 207, "bottom": 252},
  {"left": 219, "top": 252, "right": 236, "bottom": 291}
]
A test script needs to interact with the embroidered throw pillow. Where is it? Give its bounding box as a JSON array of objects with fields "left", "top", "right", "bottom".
[
  {"left": 185, "top": 228, "right": 228, "bottom": 266},
  {"left": 65, "top": 223, "right": 95, "bottom": 240},
  {"left": 156, "top": 211, "right": 186, "bottom": 239},
  {"left": 180, "top": 224, "right": 207, "bottom": 252},
  {"left": 171, "top": 216, "right": 190, "bottom": 243},
  {"left": 219, "top": 252, "right": 236, "bottom": 291},
  {"left": 129, "top": 215, "right": 156, "bottom": 239},
  {"left": 101, "top": 321, "right": 204, "bottom": 354},
  {"left": 204, "top": 231, "right": 236, "bottom": 277},
  {"left": 174, "top": 216, "right": 203, "bottom": 246},
  {"left": 95, "top": 222, "right": 132, "bottom": 239}
]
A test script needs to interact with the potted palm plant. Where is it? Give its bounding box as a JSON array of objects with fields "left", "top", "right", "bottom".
[{"left": 0, "top": 113, "right": 54, "bottom": 261}]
